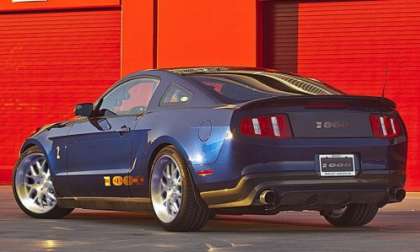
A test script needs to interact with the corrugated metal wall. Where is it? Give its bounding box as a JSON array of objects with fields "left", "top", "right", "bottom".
[
  {"left": 0, "top": 9, "right": 121, "bottom": 184},
  {"left": 263, "top": 0, "right": 420, "bottom": 190},
  {"left": 157, "top": 0, "right": 257, "bottom": 68}
]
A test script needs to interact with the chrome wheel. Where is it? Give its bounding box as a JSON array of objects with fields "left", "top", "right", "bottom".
[
  {"left": 15, "top": 153, "right": 57, "bottom": 214},
  {"left": 151, "top": 155, "right": 183, "bottom": 223}
]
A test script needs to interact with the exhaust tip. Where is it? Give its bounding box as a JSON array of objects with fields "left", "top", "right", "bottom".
[
  {"left": 259, "top": 190, "right": 276, "bottom": 205},
  {"left": 395, "top": 188, "right": 406, "bottom": 202},
  {"left": 389, "top": 188, "right": 406, "bottom": 202}
]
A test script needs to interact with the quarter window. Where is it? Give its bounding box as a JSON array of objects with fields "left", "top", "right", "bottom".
[
  {"left": 98, "top": 78, "right": 159, "bottom": 116},
  {"left": 161, "top": 85, "right": 192, "bottom": 105}
]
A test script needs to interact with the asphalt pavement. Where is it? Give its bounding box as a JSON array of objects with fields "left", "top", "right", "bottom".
[{"left": 1, "top": 186, "right": 420, "bottom": 252}]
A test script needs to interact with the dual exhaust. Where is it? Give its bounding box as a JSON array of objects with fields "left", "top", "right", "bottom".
[
  {"left": 258, "top": 187, "right": 406, "bottom": 206},
  {"left": 259, "top": 189, "right": 277, "bottom": 206}
]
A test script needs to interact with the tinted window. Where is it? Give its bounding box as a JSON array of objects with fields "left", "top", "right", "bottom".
[
  {"left": 186, "top": 71, "right": 342, "bottom": 103},
  {"left": 98, "top": 78, "right": 159, "bottom": 116},
  {"left": 161, "top": 85, "right": 192, "bottom": 105}
]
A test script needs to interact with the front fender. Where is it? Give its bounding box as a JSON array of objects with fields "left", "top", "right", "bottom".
[{"left": 20, "top": 135, "right": 56, "bottom": 173}]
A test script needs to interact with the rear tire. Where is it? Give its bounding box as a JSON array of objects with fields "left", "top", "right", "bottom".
[
  {"left": 322, "top": 203, "right": 379, "bottom": 227},
  {"left": 150, "top": 146, "right": 210, "bottom": 232},
  {"left": 13, "top": 146, "right": 73, "bottom": 219},
  {"left": 208, "top": 210, "right": 217, "bottom": 220}
]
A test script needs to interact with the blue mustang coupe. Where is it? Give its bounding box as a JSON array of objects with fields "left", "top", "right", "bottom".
[{"left": 13, "top": 67, "right": 407, "bottom": 231}]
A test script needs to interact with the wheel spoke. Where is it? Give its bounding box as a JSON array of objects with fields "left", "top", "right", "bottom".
[
  {"left": 30, "top": 165, "right": 38, "bottom": 176},
  {"left": 168, "top": 163, "right": 174, "bottom": 178},
  {"left": 24, "top": 182, "right": 34, "bottom": 192},
  {"left": 28, "top": 187, "right": 37, "bottom": 196},
  {"left": 36, "top": 161, "right": 44, "bottom": 174},
  {"left": 44, "top": 180, "right": 53, "bottom": 188},
  {"left": 33, "top": 194, "right": 42, "bottom": 207},
  {"left": 175, "top": 197, "right": 181, "bottom": 207},
  {"left": 175, "top": 174, "right": 182, "bottom": 186},
  {"left": 171, "top": 201, "right": 179, "bottom": 214},
  {"left": 25, "top": 172, "right": 35, "bottom": 179},
  {"left": 161, "top": 176, "right": 168, "bottom": 186},
  {"left": 160, "top": 177, "right": 169, "bottom": 193},
  {"left": 172, "top": 164, "right": 177, "bottom": 179},
  {"left": 162, "top": 198, "right": 169, "bottom": 207},
  {"left": 25, "top": 177, "right": 35, "bottom": 187},
  {"left": 171, "top": 170, "right": 177, "bottom": 183},
  {"left": 48, "top": 187, "right": 55, "bottom": 195},
  {"left": 39, "top": 194, "right": 45, "bottom": 206},
  {"left": 41, "top": 194, "right": 47, "bottom": 207},
  {"left": 166, "top": 199, "right": 172, "bottom": 214},
  {"left": 41, "top": 159, "right": 47, "bottom": 169},
  {"left": 46, "top": 191, "right": 56, "bottom": 200},
  {"left": 172, "top": 189, "right": 181, "bottom": 198},
  {"left": 161, "top": 186, "right": 168, "bottom": 196},
  {"left": 45, "top": 192, "right": 56, "bottom": 205},
  {"left": 163, "top": 165, "right": 171, "bottom": 179},
  {"left": 45, "top": 168, "right": 51, "bottom": 179}
]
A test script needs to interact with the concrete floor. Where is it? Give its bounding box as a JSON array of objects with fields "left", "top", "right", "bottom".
[{"left": 1, "top": 186, "right": 420, "bottom": 252}]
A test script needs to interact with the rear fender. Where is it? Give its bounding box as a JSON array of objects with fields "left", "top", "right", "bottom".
[{"left": 131, "top": 136, "right": 196, "bottom": 188}]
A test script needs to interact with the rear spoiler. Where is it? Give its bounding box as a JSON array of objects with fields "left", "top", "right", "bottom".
[{"left": 238, "top": 95, "right": 396, "bottom": 111}]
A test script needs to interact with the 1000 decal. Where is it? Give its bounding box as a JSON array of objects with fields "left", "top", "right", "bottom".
[{"left": 103, "top": 176, "right": 144, "bottom": 187}]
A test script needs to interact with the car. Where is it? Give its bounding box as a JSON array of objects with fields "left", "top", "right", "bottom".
[{"left": 12, "top": 67, "right": 407, "bottom": 231}]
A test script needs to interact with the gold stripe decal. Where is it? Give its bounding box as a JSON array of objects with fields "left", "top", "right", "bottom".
[{"left": 104, "top": 176, "right": 144, "bottom": 187}]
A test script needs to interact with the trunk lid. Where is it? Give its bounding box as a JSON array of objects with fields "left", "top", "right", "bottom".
[
  {"left": 234, "top": 95, "right": 396, "bottom": 138},
  {"left": 288, "top": 111, "right": 371, "bottom": 138}
]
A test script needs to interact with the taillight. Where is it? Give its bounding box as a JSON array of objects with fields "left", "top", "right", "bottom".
[
  {"left": 240, "top": 114, "right": 292, "bottom": 138},
  {"left": 369, "top": 114, "right": 402, "bottom": 138}
]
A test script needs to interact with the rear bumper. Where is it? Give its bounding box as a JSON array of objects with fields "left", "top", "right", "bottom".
[
  {"left": 200, "top": 171, "right": 405, "bottom": 209},
  {"left": 195, "top": 135, "right": 407, "bottom": 211}
]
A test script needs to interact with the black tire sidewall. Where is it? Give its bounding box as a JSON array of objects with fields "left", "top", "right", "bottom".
[{"left": 323, "top": 203, "right": 379, "bottom": 227}]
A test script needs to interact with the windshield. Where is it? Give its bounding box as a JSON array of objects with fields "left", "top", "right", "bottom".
[{"left": 186, "top": 70, "right": 343, "bottom": 103}]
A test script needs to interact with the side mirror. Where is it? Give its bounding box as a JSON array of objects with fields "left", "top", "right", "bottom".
[{"left": 75, "top": 103, "right": 94, "bottom": 117}]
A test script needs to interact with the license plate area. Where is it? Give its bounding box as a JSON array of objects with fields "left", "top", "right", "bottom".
[{"left": 319, "top": 154, "right": 356, "bottom": 177}]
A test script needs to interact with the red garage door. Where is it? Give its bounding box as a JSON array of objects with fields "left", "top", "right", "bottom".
[
  {"left": 263, "top": 0, "right": 420, "bottom": 190},
  {"left": 0, "top": 9, "right": 121, "bottom": 184}
]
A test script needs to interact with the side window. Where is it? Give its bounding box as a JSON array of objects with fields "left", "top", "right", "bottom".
[
  {"left": 98, "top": 78, "right": 159, "bottom": 116},
  {"left": 160, "top": 85, "right": 192, "bottom": 105}
]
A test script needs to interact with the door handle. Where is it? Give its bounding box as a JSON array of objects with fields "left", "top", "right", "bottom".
[{"left": 116, "top": 125, "right": 131, "bottom": 135}]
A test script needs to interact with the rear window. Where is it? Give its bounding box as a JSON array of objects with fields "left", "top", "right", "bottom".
[{"left": 186, "top": 71, "right": 342, "bottom": 103}]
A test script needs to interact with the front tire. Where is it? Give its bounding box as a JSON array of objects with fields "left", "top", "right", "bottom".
[
  {"left": 322, "top": 204, "right": 379, "bottom": 227},
  {"left": 13, "top": 146, "right": 73, "bottom": 219},
  {"left": 150, "top": 146, "right": 210, "bottom": 231}
]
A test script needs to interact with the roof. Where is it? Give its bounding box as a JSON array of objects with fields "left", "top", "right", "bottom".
[
  {"left": 163, "top": 66, "right": 342, "bottom": 96},
  {"left": 163, "top": 66, "right": 278, "bottom": 75}
]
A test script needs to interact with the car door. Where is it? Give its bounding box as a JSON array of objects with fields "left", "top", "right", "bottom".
[{"left": 64, "top": 77, "right": 160, "bottom": 197}]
